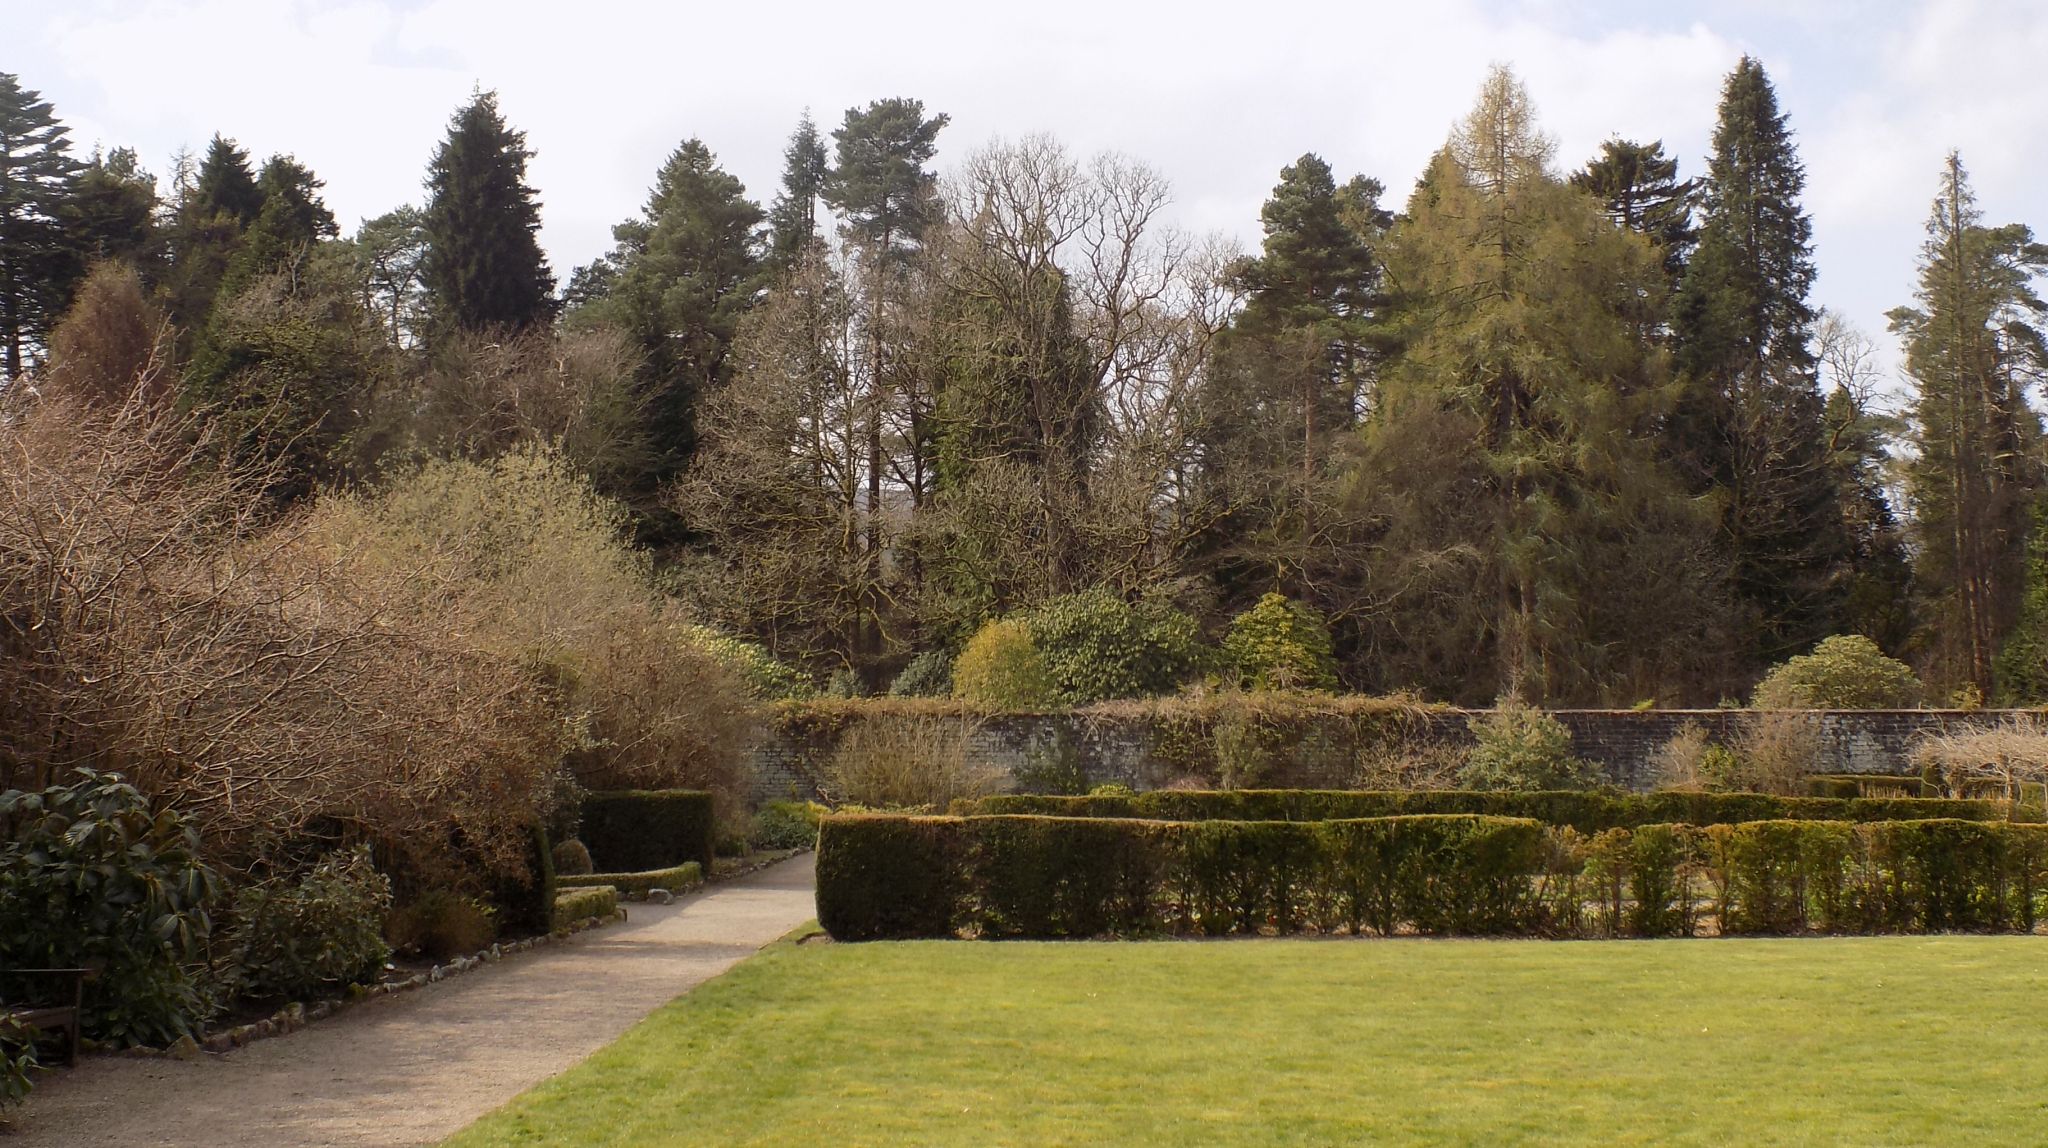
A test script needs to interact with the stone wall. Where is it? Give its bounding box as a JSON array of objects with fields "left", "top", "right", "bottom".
[{"left": 749, "top": 704, "right": 2021, "bottom": 801}]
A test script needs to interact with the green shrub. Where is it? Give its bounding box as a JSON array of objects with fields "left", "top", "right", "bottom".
[
  {"left": 751, "top": 800, "right": 825, "bottom": 849},
  {"left": 552, "top": 886, "right": 620, "bottom": 927},
  {"left": 951, "top": 619, "right": 1054, "bottom": 707},
  {"left": 1221, "top": 593, "right": 1339, "bottom": 691},
  {"left": 1023, "top": 589, "right": 1207, "bottom": 704},
  {"left": 0, "top": 771, "right": 221, "bottom": 1048},
  {"left": 889, "top": 650, "right": 955, "bottom": 698},
  {"left": 228, "top": 847, "right": 392, "bottom": 1002},
  {"left": 1753, "top": 634, "right": 1924, "bottom": 709},
  {"left": 386, "top": 891, "right": 497, "bottom": 960},
  {"left": 557, "top": 862, "right": 704, "bottom": 897},
  {"left": 552, "top": 838, "right": 595, "bottom": 876},
  {"left": 581, "top": 790, "right": 716, "bottom": 872},
  {"left": 1459, "top": 704, "right": 1596, "bottom": 790},
  {"left": 0, "top": 1020, "right": 33, "bottom": 1110},
  {"left": 1013, "top": 727, "right": 1088, "bottom": 795},
  {"left": 680, "top": 625, "right": 815, "bottom": 700},
  {"left": 814, "top": 815, "right": 966, "bottom": 940}
]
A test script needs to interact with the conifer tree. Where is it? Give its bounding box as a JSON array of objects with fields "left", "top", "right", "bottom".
[
  {"left": 421, "top": 90, "right": 555, "bottom": 337},
  {"left": 1993, "top": 503, "right": 2048, "bottom": 704},
  {"left": 1890, "top": 152, "right": 2048, "bottom": 693},
  {"left": 162, "top": 134, "right": 264, "bottom": 339},
  {"left": 767, "top": 111, "right": 828, "bottom": 273},
  {"left": 216, "top": 156, "right": 337, "bottom": 302},
  {"left": 1671, "top": 56, "right": 1847, "bottom": 665},
  {"left": 65, "top": 147, "right": 159, "bottom": 276},
  {"left": 0, "top": 72, "right": 81, "bottom": 379},
  {"left": 823, "top": 98, "right": 948, "bottom": 268},
  {"left": 1571, "top": 138, "right": 1696, "bottom": 288}
]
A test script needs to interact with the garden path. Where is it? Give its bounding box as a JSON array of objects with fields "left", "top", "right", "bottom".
[{"left": 9, "top": 852, "right": 818, "bottom": 1147}]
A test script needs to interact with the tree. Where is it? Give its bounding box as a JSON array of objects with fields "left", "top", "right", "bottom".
[
  {"left": 421, "top": 90, "right": 555, "bottom": 337},
  {"left": 1671, "top": 56, "right": 1847, "bottom": 667},
  {"left": 1571, "top": 138, "right": 1697, "bottom": 289},
  {"left": 217, "top": 156, "right": 337, "bottom": 303},
  {"left": 1994, "top": 503, "right": 2048, "bottom": 704},
  {"left": 160, "top": 135, "right": 263, "bottom": 340},
  {"left": 345, "top": 206, "right": 429, "bottom": 348},
  {"left": 0, "top": 72, "right": 80, "bottom": 379},
  {"left": 64, "top": 147, "right": 159, "bottom": 275},
  {"left": 1816, "top": 312, "right": 1914, "bottom": 653},
  {"left": 1889, "top": 152, "right": 2048, "bottom": 694},
  {"left": 767, "top": 111, "right": 828, "bottom": 274}
]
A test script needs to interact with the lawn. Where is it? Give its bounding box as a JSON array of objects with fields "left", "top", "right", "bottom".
[{"left": 445, "top": 932, "right": 2048, "bottom": 1146}]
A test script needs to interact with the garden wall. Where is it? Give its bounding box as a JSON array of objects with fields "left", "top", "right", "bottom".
[{"left": 749, "top": 703, "right": 2025, "bottom": 802}]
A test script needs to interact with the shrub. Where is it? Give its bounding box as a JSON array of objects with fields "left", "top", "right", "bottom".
[
  {"left": 815, "top": 815, "right": 966, "bottom": 940},
  {"left": 580, "top": 790, "right": 716, "bottom": 873},
  {"left": 228, "top": 847, "right": 392, "bottom": 1002},
  {"left": 1023, "top": 589, "right": 1207, "bottom": 704},
  {"left": 1013, "top": 727, "right": 1089, "bottom": 795},
  {"left": 1726, "top": 711, "right": 1822, "bottom": 795},
  {"left": 679, "top": 625, "right": 814, "bottom": 701},
  {"left": 0, "top": 771, "right": 220, "bottom": 1048},
  {"left": 751, "top": 800, "right": 825, "bottom": 849},
  {"left": 1459, "top": 704, "right": 1595, "bottom": 791},
  {"left": 552, "top": 838, "right": 595, "bottom": 876},
  {"left": 1914, "top": 716, "right": 2048, "bottom": 804},
  {"left": 1752, "top": 634, "right": 1923, "bottom": 709},
  {"left": 386, "top": 891, "right": 497, "bottom": 960},
  {"left": 1649, "top": 722, "right": 1716, "bottom": 790},
  {"left": 951, "top": 619, "right": 1054, "bottom": 707},
  {"left": 889, "top": 650, "right": 955, "bottom": 698},
  {"left": 1, "top": 1021, "right": 33, "bottom": 1110},
  {"left": 557, "top": 862, "right": 703, "bottom": 897},
  {"left": 552, "top": 886, "right": 619, "bottom": 928},
  {"left": 820, "top": 716, "right": 1005, "bottom": 810},
  {"left": 1221, "top": 593, "right": 1339, "bottom": 691}
]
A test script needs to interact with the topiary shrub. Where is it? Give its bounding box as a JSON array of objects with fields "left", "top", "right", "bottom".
[
  {"left": 0, "top": 770, "right": 221, "bottom": 1048},
  {"left": 1459, "top": 704, "right": 1596, "bottom": 791},
  {"left": 580, "top": 790, "right": 716, "bottom": 872},
  {"left": 1221, "top": 593, "right": 1339, "bottom": 692},
  {"left": 551, "top": 838, "right": 595, "bottom": 876},
  {"left": 552, "top": 886, "right": 619, "bottom": 928},
  {"left": 557, "top": 861, "right": 703, "bottom": 897},
  {"left": 1022, "top": 589, "right": 1207, "bottom": 704},
  {"left": 1752, "top": 634, "right": 1924, "bottom": 709},
  {"left": 751, "top": 800, "right": 825, "bottom": 850},
  {"left": 227, "top": 847, "right": 392, "bottom": 1002},
  {"left": 888, "top": 650, "right": 955, "bottom": 698},
  {"left": 951, "top": 619, "right": 1054, "bottom": 707}
]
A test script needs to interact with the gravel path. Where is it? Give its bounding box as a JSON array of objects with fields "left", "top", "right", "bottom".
[{"left": 9, "top": 852, "right": 817, "bottom": 1147}]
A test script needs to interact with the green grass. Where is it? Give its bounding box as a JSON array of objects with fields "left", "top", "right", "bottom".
[{"left": 447, "top": 933, "right": 2048, "bottom": 1146}]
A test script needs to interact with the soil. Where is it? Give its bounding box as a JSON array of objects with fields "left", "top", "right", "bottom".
[{"left": 7, "top": 853, "right": 817, "bottom": 1147}]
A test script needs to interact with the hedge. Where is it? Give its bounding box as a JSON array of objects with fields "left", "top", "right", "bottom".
[
  {"left": 556, "top": 861, "right": 704, "bottom": 898},
  {"left": 552, "top": 886, "right": 619, "bottom": 929},
  {"left": 957, "top": 789, "right": 2011, "bottom": 830},
  {"left": 817, "top": 813, "right": 2048, "bottom": 941},
  {"left": 580, "top": 790, "right": 715, "bottom": 873}
]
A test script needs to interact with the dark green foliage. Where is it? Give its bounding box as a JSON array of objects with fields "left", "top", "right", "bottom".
[
  {"left": 959, "top": 789, "right": 2006, "bottom": 831},
  {"left": 767, "top": 111, "right": 828, "bottom": 273},
  {"left": 227, "top": 847, "right": 391, "bottom": 1002},
  {"left": 422, "top": 90, "right": 555, "bottom": 336},
  {"left": 888, "top": 649, "right": 955, "bottom": 697},
  {"left": 750, "top": 799, "right": 825, "bottom": 849},
  {"left": 0, "top": 72, "right": 81, "bottom": 377},
  {"left": 580, "top": 790, "right": 716, "bottom": 873},
  {"left": 814, "top": 814, "right": 964, "bottom": 940},
  {"left": 823, "top": 98, "right": 948, "bottom": 265},
  {"left": 1024, "top": 589, "right": 1207, "bottom": 704},
  {"left": 0, "top": 1019, "right": 33, "bottom": 1109},
  {"left": 556, "top": 861, "right": 703, "bottom": 897},
  {"left": 552, "top": 886, "right": 618, "bottom": 928},
  {"left": 215, "top": 155, "right": 337, "bottom": 303},
  {"left": 485, "top": 824, "right": 556, "bottom": 938},
  {"left": 1571, "top": 138, "right": 1696, "bottom": 288},
  {"left": 0, "top": 771, "right": 220, "bottom": 1047},
  {"left": 192, "top": 134, "right": 264, "bottom": 226},
  {"left": 1995, "top": 502, "right": 2048, "bottom": 703},
  {"left": 160, "top": 135, "right": 262, "bottom": 339},
  {"left": 64, "top": 147, "right": 158, "bottom": 274}
]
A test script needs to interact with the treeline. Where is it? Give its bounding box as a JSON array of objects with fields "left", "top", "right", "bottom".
[{"left": 2, "top": 59, "right": 2045, "bottom": 707}]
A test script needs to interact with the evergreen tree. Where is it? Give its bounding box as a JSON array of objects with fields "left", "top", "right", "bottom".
[
  {"left": 767, "top": 111, "right": 828, "bottom": 273},
  {"left": 65, "top": 147, "right": 159, "bottom": 275},
  {"left": 1823, "top": 382, "right": 1915, "bottom": 653},
  {"left": 421, "top": 90, "right": 555, "bottom": 337},
  {"left": 1671, "top": 56, "right": 1847, "bottom": 666},
  {"left": 1993, "top": 502, "right": 2048, "bottom": 705},
  {"left": 217, "top": 156, "right": 337, "bottom": 302},
  {"left": 192, "top": 134, "right": 264, "bottom": 226},
  {"left": 162, "top": 134, "right": 264, "bottom": 339},
  {"left": 0, "top": 72, "right": 81, "bottom": 379},
  {"left": 1889, "top": 152, "right": 2048, "bottom": 693},
  {"left": 1571, "top": 138, "right": 1697, "bottom": 288},
  {"left": 823, "top": 98, "right": 948, "bottom": 267}
]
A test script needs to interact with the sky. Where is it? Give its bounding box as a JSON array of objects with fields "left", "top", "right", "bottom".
[{"left": 7, "top": 0, "right": 2047, "bottom": 382}]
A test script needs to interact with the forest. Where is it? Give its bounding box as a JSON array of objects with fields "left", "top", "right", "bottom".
[{"left": 3, "top": 56, "right": 2046, "bottom": 714}]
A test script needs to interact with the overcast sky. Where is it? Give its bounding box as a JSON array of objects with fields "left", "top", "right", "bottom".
[{"left": 8, "top": 0, "right": 2046, "bottom": 380}]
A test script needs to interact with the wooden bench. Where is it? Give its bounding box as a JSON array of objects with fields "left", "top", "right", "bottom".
[{"left": 2, "top": 969, "right": 89, "bottom": 1066}]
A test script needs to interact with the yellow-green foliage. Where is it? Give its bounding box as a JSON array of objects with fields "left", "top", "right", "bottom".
[
  {"left": 1221, "top": 594, "right": 1339, "bottom": 692},
  {"left": 1752, "top": 635, "right": 1924, "bottom": 709},
  {"left": 1022, "top": 589, "right": 1207, "bottom": 703},
  {"left": 952, "top": 619, "right": 1053, "bottom": 708}
]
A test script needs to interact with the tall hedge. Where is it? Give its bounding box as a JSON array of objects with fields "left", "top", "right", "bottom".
[
  {"left": 580, "top": 790, "right": 715, "bottom": 873},
  {"left": 958, "top": 790, "right": 2010, "bottom": 830}
]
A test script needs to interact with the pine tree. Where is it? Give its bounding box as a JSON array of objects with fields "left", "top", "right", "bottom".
[
  {"left": 767, "top": 111, "right": 828, "bottom": 274},
  {"left": 193, "top": 134, "right": 264, "bottom": 226},
  {"left": 1571, "top": 138, "right": 1696, "bottom": 288},
  {"left": 162, "top": 134, "right": 264, "bottom": 339},
  {"left": 421, "top": 90, "right": 555, "bottom": 337},
  {"left": 0, "top": 72, "right": 81, "bottom": 379},
  {"left": 1889, "top": 152, "right": 2048, "bottom": 693},
  {"left": 65, "top": 147, "right": 159, "bottom": 274},
  {"left": 217, "top": 156, "right": 337, "bottom": 302},
  {"left": 1671, "top": 56, "right": 1847, "bottom": 666},
  {"left": 823, "top": 98, "right": 948, "bottom": 268}
]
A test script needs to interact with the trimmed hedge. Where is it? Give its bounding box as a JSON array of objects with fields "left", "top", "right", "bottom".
[
  {"left": 817, "top": 813, "right": 2048, "bottom": 941},
  {"left": 957, "top": 789, "right": 2010, "bottom": 830},
  {"left": 552, "top": 886, "right": 619, "bottom": 929},
  {"left": 580, "top": 790, "right": 715, "bottom": 873},
  {"left": 556, "top": 861, "right": 704, "bottom": 898}
]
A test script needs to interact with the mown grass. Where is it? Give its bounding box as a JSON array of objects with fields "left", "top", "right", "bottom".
[{"left": 446, "top": 932, "right": 2048, "bottom": 1146}]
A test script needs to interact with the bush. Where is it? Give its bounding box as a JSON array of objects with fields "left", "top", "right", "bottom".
[
  {"left": 580, "top": 790, "right": 716, "bottom": 873},
  {"left": 820, "top": 716, "right": 1005, "bottom": 810},
  {"left": 552, "top": 838, "right": 595, "bottom": 876},
  {"left": 1459, "top": 704, "right": 1595, "bottom": 791},
  {"left": 951, "top": 619, "right": 1054, "bottom": 707},
  {"left": 815, "top": 815, "right": 966, "bottom": 940},
  {"left": 1, "top": 1021, "right": 33, "bottom": 1110},
  {"left": 386, "top": 891, "right": 497, "bottom": 961},
  {"left": 679, "top": 626, "right": 815, "bottom": 701},
  {"left": 889, "top": 650, "right": 955, "bottom": 698},
  {"left": 751, "top": 800, "right": 825, "bottom": 850},
  {"left": 0, "top": 771, "right": 220, "bottom": 1048},
  {"left": 1753, "top": 634, "right": 1924, "bottom": 709},
  {"left": 557, "top": 862, "right": 705, "bottom": 897},
  {"left": 1221, "top": 593, "right": 1339, "bottom": 691},
  {"left": 228, "top": 847, "right": 392, "bottom": 1002},
  {"left": 1023, "top": 589, "right": 1207, "bottom": 704},
  {"left": 552, "top": 886, "right": 619, "bottom": 928},
  {"left": 1727, "top": 711, "right": 1822, "bottom": 795}
]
